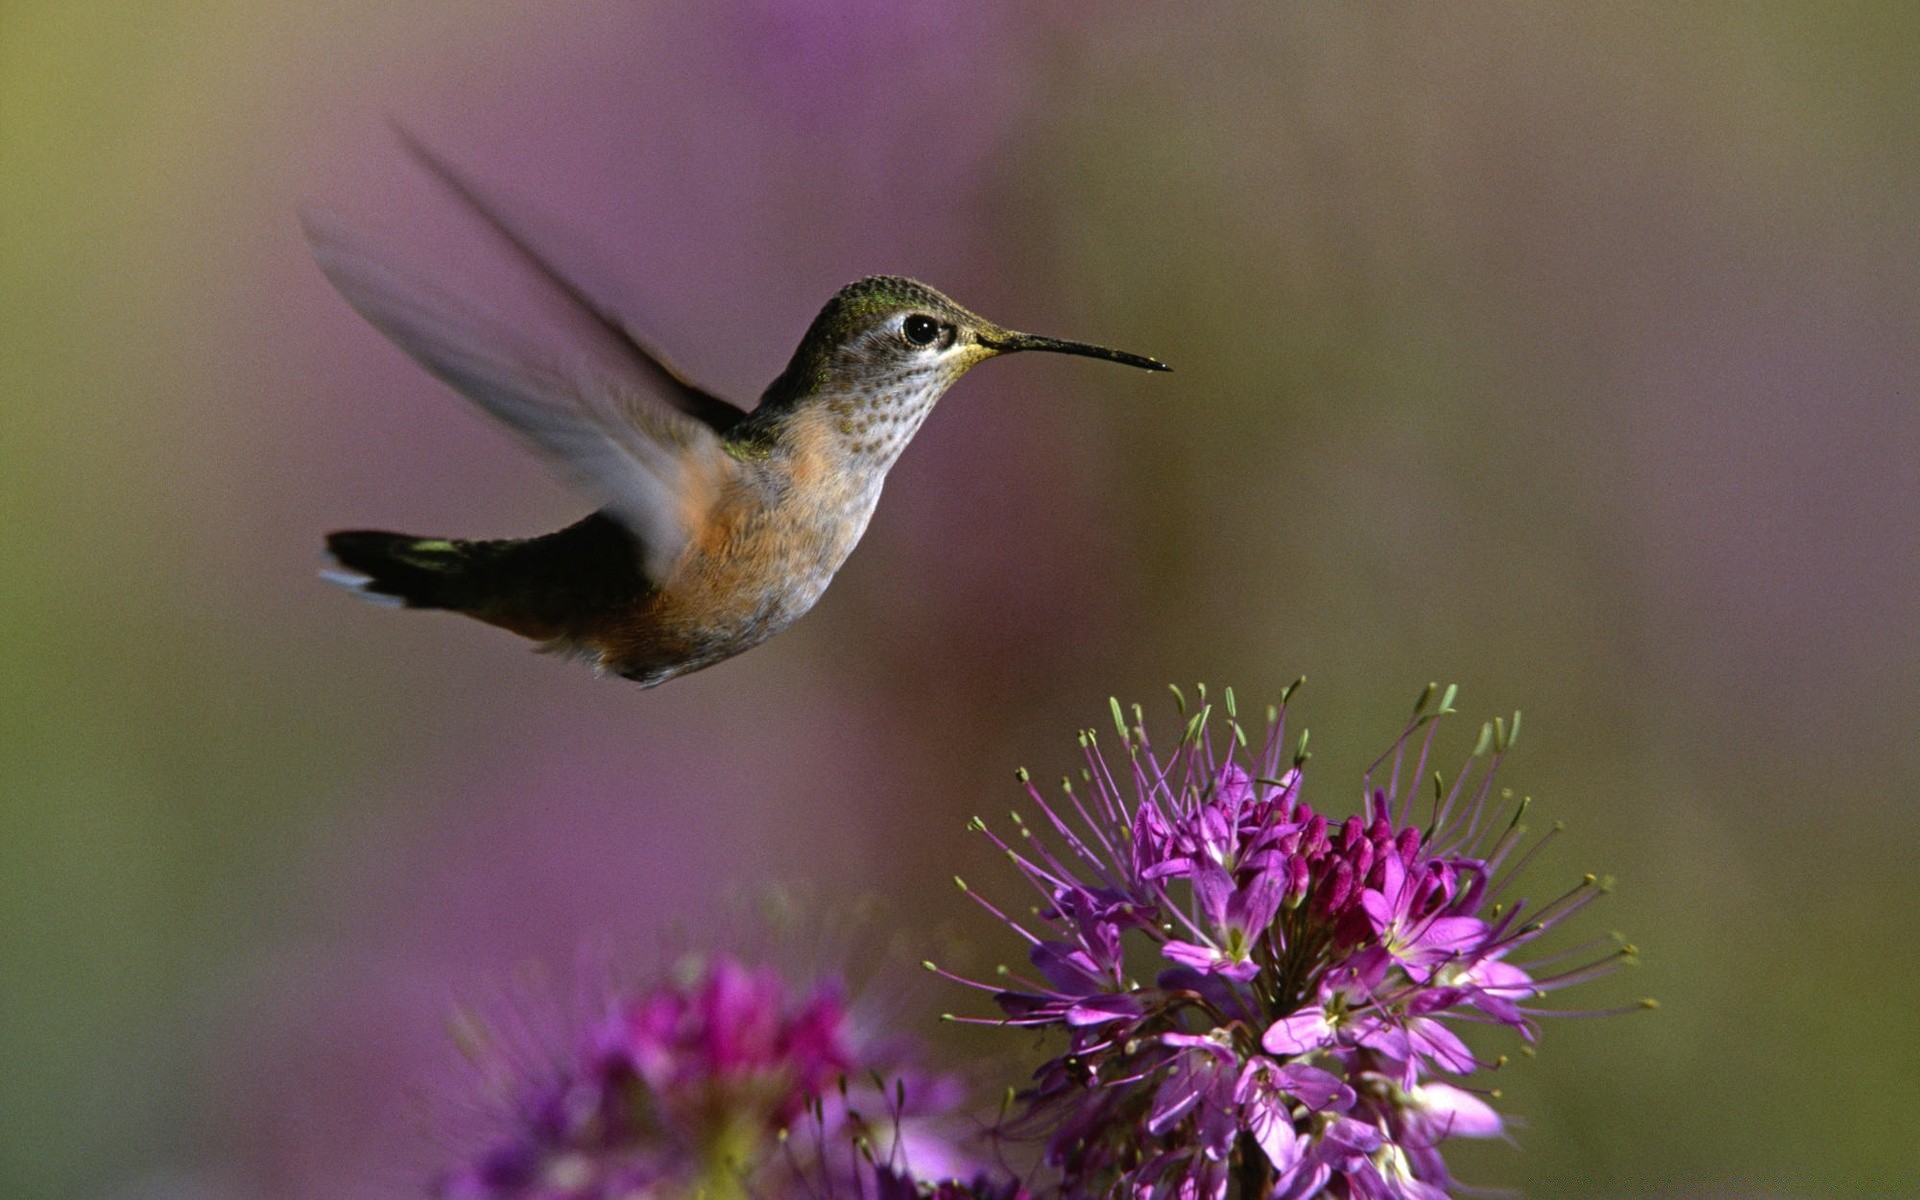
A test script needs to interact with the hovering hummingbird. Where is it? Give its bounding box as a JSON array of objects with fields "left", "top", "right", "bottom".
[{"left": 313, "top": 138, "right": 1168, "bottom": 687}]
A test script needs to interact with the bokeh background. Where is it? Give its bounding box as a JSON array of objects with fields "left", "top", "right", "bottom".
[{"left": 5, "top": 4, "right": 1917, "bottom": 1197}]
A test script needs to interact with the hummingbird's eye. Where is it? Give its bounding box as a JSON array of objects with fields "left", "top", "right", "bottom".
[{"left": 902, "top": 314, "right": 940, "bottom": 347}]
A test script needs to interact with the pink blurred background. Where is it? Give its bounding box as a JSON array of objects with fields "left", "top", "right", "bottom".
[{"left": 4, "top": 4, "right": 1916, "bottom": 1197}]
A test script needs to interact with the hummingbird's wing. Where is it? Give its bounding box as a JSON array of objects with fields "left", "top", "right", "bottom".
[
  {"left": 392, "top": 126, "right": 752, "bottom": 435},
  {"left": 305, "top": 211, "right": 737, "bottom": 584}
]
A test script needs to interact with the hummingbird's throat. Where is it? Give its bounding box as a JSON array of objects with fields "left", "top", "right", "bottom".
[{"left": 818, "top": 374, "right": 950, "bottom": 470}]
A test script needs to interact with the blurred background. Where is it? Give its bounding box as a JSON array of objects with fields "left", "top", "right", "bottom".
[{"left": 4, "top": 3, "right": 1917, "bottom": 1196}]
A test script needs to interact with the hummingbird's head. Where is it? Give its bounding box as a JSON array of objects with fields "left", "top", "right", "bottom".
[{"left": 759, "top": 277, "right": 1167, "bottom": 449}]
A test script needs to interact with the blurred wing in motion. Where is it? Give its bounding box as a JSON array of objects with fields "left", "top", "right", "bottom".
[
  {"left": 392, "top": 124, "right": 751, "bottom": 434},
  {"left": 304, "top": 210, "right": 738, "bottom": 582}
]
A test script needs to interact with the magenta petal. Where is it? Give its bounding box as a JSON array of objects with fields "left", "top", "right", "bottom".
[
  {"left": 1160, "top": 1031, "right": 1230, "bottom": 1057},
  {"left": 1395, "top": 1178, "right": 1452, "bottom": 1200},
  {"left": 1251, "top": 1116, "right": 1304, "bottom": 1174},
  {"left": 1162, "top": 940, "right": 1219, "bottom": 971},
  {"left": 1321, "top": 1115, "right": 1383, "bottom": 1154},
  {"left": 1192, "top": 861, "right": 1235, "bottom": 927},
  {"left": 1030, "top": 940, "right": 1106, "bottom": 992},
  {"left": 1272, "top": 1163, "right": 1332, "bottom": 1200},
  {"left": 1215, "top": 764, "right": 1254, "bottom": 807},
  {"left": 1411, "top": 1083, "right": 1504, "bottom": 1140},
  {"left": 1215, "top": 958, "right": 1261, "bottom": 983},
  {"left": 1466, "top": 990, "right": 1526, "bottom": 1025},
  {"left": 1353, "top": 1019, "right": 1410, "bottom": 1063},
  {"left": 1404, "top": 986, "right": 1468, "bottom": 1017},
  {"left": 1162, "top": 940, "right": 1262, "bottom": 982},
  {"left": 1409, "top": 1017, "right": 1478, "bottom": 1074},
  {"left": 1470, "top": 957, "right": 1538, "bottom": 998},
  {"left": 1065, "top": 993, "right": 1143, "bottom": 1026},
  {"left": 1261, "top": 1010, "right": 1332, "bottom": 1056},
  {"left": 1421, "top": 916, "right": 1488, "bottom": 953},
  {"left": 1358, "top": 889, "right": 1397, "bottom": 933},
  {"left": 1146, "top": 1081, "right": 1201, "bottom": 1135},
  {"left": 1156, "top": 965, "right": 1244, "bottom": 1011},
  {"left": 1376, "top": 853, "right": 1407, "bottom": 907},
  {"left": 1263, "top": 768, "right": 1302, "bottom": 807},
  {"left": 1227, "top": 871, "right": 1287, "bottom": 937},
  {"left": 1342, "top": 948, "right": 1392, "bottom": 994},
  {"left": 1271, "top": 1063, "right": 1353, "bottom": 1112},
  {"left": 1237, "top": 1056, "right": 1310, "bottom": 1174}
]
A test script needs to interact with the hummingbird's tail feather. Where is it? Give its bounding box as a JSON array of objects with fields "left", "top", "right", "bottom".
[
  {"left": 324, "top": 530, "right": 488, "bottom": 612},
  {"left": 322, "top": 514, "right": 654, "bottom": 649}
]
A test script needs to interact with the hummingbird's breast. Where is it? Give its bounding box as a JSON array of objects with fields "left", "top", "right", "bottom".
[{"left": 594, "top": 410, "right": 892, "bottom": 686}]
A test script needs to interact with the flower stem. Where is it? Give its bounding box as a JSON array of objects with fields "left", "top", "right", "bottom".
[{"left": 1234, "top": 1132, "right": 1271, "bottom": 1198}]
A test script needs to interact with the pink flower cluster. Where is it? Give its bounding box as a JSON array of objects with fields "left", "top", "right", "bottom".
[
  {"left": 434, "top": 955, "right": 962, "bottom": 1200},
  {"left": 944, "top": 685, "right": 1634, "bottom": 1199}
]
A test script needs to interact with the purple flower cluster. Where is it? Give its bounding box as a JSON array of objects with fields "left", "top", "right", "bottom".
[
  {"left": 434, "top": 955, "right": 966, "bottom": 1200},
  {"left": 944, "top": 684, "right": 1637, "bottom": 1200},
  {"left": 423, "top": 685, "right": 1642, "bottom": 1200}
]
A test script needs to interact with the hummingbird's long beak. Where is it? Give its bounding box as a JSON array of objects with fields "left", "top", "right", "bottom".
[{"left": 980, "top": 331, "right": 1170, "bottom": 372}]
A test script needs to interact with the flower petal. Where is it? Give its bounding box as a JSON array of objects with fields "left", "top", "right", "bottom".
[
  {"left": 1407, "top": 1082, "right": 1504, "bottom": 1141},
  {"left": 1418, "top": 916, "right": 1488, "bottom": 956},
  {"left": 1408, "top": 1017, "right": 1478, "bottom": 1075},
  {"left": 1261, "top": 1010, "right": 1333, "bottom": 1056},
  {"left": 1064, "top": 993, "right": 1144, "bottom": 1027},
  {"left": 1271, "top": 1063, "right": 1353, "bottom": 1112},
  {"left": 1162, "top": 940, "right": 1222, "bottom": 972}
]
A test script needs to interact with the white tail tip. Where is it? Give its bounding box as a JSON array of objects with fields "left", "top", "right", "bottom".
[{"left": 319, "top": 567, "right": 406, "bottom": 607}]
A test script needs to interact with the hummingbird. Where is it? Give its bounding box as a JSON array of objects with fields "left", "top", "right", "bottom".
[{"left": 313, "top": 138, "right": 1168, "bottom": 687}]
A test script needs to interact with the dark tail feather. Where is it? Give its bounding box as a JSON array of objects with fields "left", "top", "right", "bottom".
[{"left": 323, "top": 530, "right": 481, "bottom": 611}]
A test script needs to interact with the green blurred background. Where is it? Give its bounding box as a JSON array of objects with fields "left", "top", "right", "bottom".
[{"left": 4, "top": 3, "right": 1917, "bottom": 1196}]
